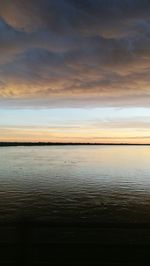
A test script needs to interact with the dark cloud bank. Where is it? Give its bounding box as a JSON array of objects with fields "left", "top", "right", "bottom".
[{"left": 0, "top": 0, "right": 150, "bottom": 108}]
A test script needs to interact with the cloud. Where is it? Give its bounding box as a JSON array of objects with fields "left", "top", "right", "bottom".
[{"left": 0, "top": 0, "right": 150, "bottom": 108}]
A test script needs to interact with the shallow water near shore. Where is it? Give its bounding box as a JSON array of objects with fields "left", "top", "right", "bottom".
[{"left": 0, "top": 145, "right": 150, "bottom": 223}]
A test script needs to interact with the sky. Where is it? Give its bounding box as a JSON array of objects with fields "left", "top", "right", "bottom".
[{"left": 0, "top": 0, "right": 150, "bottom": 143}]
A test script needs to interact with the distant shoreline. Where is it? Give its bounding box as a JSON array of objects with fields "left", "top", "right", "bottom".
[{"left": 0, "top": 142, "right": 150, "bottom": 147}]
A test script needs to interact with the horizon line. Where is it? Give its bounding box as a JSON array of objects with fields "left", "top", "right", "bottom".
[{"left": 0, "top": 142, "right": 150, "bottom": 146}]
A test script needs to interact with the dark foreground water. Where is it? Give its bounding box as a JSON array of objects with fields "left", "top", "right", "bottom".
[
  {"left": 0, "top": 145, "right": 150, "bottom": 223},
  {"left": 1, "top": 145, "right": 150, "bottom": 265}
]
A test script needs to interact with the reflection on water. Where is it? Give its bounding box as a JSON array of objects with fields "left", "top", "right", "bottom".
[{"left": 0, "top": 145, "right": 150, "bottom": 223}]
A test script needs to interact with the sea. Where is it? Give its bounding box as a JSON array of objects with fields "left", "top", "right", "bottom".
[{"left": 0, "top": 145, "right": 150, "bottom": 224}]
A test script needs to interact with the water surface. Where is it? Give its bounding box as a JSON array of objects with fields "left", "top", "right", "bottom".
[{"left": 0, "top": 145, "right": 150, "bottom": 223}]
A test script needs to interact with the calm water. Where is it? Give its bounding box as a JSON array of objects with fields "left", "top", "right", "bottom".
[{"left": 0, "top": 145, "right": 150, "bottom": 223}]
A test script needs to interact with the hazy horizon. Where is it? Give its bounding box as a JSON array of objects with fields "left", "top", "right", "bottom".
[{"left": 1, "top": 141, "right": 150, "bottom": 145}]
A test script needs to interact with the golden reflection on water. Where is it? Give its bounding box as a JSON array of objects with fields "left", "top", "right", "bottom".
[{"left": 0, "top": 145, "right": 150, "bottom": 223}]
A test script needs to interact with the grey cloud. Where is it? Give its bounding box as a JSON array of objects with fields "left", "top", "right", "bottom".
[
  {"left": 1, "top": 0, "right": 150, "bottom": 35},
  {"left": 0, "top": 0, "right": 150, "bottom": 107}
]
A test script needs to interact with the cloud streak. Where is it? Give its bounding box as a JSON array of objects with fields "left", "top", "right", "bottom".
[{"left": 0, "top": 0, "right": 150, "bottom": 107}]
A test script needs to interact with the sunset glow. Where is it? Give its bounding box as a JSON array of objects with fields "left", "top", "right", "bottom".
[{"left": 0, "top": 1, "right": 150, "bottom": 143}]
